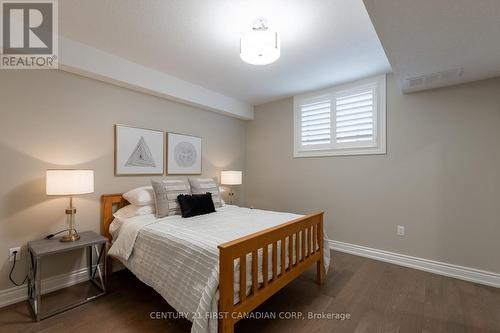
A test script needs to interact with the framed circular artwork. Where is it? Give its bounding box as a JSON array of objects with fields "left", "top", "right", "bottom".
[{"left": 167, "top": 132, "right": 202, "bottom": 175}]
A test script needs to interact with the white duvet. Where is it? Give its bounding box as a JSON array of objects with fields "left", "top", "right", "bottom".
[{"left": 108, "top": 205, "right": 330, "bottom": 333}]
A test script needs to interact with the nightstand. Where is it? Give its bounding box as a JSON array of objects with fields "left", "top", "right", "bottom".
[{"left": 27, "top": 231, "right": 107, "bottom": 321}]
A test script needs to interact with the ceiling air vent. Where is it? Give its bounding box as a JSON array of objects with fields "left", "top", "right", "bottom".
[
  {"left": 407, "top": 77, "right": 424, "bottom": 88},
  {"left": 404, "top": 68, "right": 463, "bottom": 92}
]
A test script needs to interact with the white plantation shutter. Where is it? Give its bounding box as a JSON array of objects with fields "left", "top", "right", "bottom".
[
  {"left": 294, "top": 75, "right": 386, "bottom": 157},
  {"left": 335, "top": 86, "right": 376, "bottom": 144},
  {"left": 300, "top": 97, "right": 331, "bottom": 146}
]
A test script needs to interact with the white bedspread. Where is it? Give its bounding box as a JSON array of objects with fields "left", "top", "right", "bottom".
[{"left": 108, "top": 205, "right": 330, "bottom": 333}]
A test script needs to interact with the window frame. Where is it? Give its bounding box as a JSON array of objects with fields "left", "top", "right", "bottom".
[{"left": 293, "top": 74, "right": 386, "bottom": 158}]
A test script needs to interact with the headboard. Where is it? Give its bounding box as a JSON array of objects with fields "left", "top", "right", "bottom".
[{"left": 101, "top": 194, "right": 129, "bottom": 241}]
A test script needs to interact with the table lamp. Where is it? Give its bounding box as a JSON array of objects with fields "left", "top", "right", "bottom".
[
  {"left": 221, "top": 170, "right": 242, "bottom": 205},
  {"left": 46, "top": 169, "right": 94, "bottom": 242}
]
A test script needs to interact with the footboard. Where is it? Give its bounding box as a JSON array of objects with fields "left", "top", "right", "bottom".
[{"left": 218, "top": 212, "right": 325, "bottom": 333}]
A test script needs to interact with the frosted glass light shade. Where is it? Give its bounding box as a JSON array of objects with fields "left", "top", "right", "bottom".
[
  {"left": 221, "top": 171, "right": 242, "bottom": 186},
  {"left": 46, "top": 169, "right": 94, "bottom": 195},
  {"left": 240, "top": 30, "right": 280, "bottom": 65}
]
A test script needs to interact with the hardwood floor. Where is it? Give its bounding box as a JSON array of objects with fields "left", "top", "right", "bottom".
[{"left": 1, "top": 251, "right": 500, "bottom": 333}]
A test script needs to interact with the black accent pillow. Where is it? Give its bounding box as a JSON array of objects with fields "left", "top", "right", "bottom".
[{"left": 177, "top": 193, "right": 216, "bottom": 218}]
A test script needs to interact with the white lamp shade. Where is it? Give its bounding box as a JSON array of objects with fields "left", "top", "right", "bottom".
[
  {"left": 221, "top": 171, "right": 242, "bottom": 186},
  {"left": 240, "top": 30, "right": 280, "bottom": 65},
  {"left": 46, "top": 169, "right": 94, "bottom": 195}
]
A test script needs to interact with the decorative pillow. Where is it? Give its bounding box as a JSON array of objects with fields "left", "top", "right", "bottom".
[
  {"left": 151, "top": 179, "right": 191, "bottom": 217},
  {"left": 189, "top": 177, "right": 222, "bottom": 208},
  {"left": 177, "top": 193, "right": 216, "bottom": 218},
  {"left": 113, "top": 204, "right": 155, "bottom": 219},
  {"left": 123, "top": 186, "right": 155, "bottom": 206}
]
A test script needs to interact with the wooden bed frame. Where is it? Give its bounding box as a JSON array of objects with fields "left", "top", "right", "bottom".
[{"left": 101, "top": 194, "right": 325, "bottom": 333}]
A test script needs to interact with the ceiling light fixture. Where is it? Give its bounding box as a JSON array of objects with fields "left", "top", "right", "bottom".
[{"left": 240, "top": 18, "right": 280, "bottom": 65}]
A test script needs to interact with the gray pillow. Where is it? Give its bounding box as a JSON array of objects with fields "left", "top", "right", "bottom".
[
  {"left": 188, "top": 177, "right": 222, "bottom": 208},
  {"left": 151, "top": 179, "right": 191, "bottom": 217}
]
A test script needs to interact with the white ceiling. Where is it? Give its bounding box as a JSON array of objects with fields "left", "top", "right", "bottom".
[
  {"left": 364, "top": 0, "right": 500, "bottom": 92},
  {"left": 59, "top": 0, "right": 391, "bottom": 105}
]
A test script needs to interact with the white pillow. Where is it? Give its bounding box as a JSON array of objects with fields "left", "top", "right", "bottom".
[
  {"left": 109, "top": 216, "right": 125, "bottom": 240},
  {"left": 113, "top": 204, "right": 155, "bottom": 219},
  {"left": 123, "top": 186, "right": 155, "bottom": 206}
]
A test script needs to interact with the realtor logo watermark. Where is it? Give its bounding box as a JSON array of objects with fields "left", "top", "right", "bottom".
[{"left": 1, "top": 0, "right": 58, "bottom": 69}]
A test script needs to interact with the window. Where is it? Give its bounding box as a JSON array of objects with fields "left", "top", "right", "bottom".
[{"left": 294, "top": 75, "right": 386, "bottom": 157}]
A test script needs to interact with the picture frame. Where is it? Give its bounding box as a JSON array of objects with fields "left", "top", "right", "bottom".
[
  {"left": 115, "top": 124, "right": 165, "bottom": 176},
  {"left": 167, "top": 132, "right": 202, "bottom": 175}
]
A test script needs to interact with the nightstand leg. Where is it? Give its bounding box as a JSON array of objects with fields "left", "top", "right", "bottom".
[
  {"left": 103, "top": 243, "right": 108, "bottom": 289},
  {"left": 87, "top": 246, "right": 92, "bottom": 279},
  {"left": 27, "top": 251, "right": 32, "bottom": 300},
  {"left": 35, "top": 256, "right": 41, "bottom": 321},
  {"left": 93, "top": 244, "right": 105, "bottom": 291},
  {"left": 28, "top": 250, "right": 36, "bottom": 319}
]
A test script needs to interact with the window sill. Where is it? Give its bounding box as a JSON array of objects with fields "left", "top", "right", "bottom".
[{"left": 293, "top": 146, "right": 386, "bottom": 158}]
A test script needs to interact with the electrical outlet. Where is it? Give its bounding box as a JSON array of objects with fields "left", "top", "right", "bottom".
[
  {"left": 397, "top": 225, "right": 405, "bottom": 237},
  {"left": 8, "top": 247, "right": 21, "bottom": 262}
]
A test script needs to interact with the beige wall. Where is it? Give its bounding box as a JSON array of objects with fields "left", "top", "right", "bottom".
[
  {"left": 0, "top": 70, "right": 246, "bottom": 291},
  {"left": 245, "top": 74, "right": 500, "bottom": 274}
]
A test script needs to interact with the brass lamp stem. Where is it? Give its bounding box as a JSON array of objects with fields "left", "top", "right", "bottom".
[
  {"left": 61, "top": 196, "right": 80, "bottom": 242},
  {"left": 228, "top": 186, "right": 234, "bottom": 205}
]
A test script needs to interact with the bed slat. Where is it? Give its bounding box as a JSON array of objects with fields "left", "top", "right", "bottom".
[
  {"left": 301, "top": 230, "right": 306, "bottom": 262},
  {"left": 272, "top": 241, "right": 278, "bottom": 280},
  {"left": 239, "top": 255, "right": 246, "bottom": 303},
  {"left": 309, "top": 226, "right": 313, "bottom": 255},
  {"left": 295, "top": 232, "right": 299, "bottom": 265},
  {"left": 313, "top": 224, "right": 318, "bottom": 252},
  {"left": 252, "top": 250, "right": 258, "bottom": 295},
  {"left": 280, "top": 238, "right": 286, "bottom": 276},
  {"left": 262, "top": 245, "right": 268, "bottom": 287},
  {"left": 305, "top": 228, "right": 309, "bottom": 258}
]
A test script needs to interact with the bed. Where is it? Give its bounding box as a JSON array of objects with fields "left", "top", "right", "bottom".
[{"left": 101, "top": 194, "right": 330, "bottom": 333}]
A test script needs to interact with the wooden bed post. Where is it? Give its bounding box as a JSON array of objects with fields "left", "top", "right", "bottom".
[
  {"left": 101, "top": 194, "right": 129, "bottom": 277},
  {"left": 317, "top": 215, "right": 325, "bottom": 285},
  {"left": 219, "top": 248, "right": 235, "bottom": 333}
]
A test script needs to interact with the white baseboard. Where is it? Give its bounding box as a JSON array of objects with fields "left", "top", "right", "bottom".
[
  {"left": 0, "top": 265, "right": 100, "bottom": 309},
  {"left": 329, "top": 240, "right": 500, "bottom": 288}
]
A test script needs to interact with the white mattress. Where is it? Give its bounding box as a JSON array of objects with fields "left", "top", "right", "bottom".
[{"left": 108, "top": 205, "right": 330, "bottom": 333}]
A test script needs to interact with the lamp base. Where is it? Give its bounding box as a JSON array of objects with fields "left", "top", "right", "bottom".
[
  {"left": 228, "top": 189, "right": 235, "bottom": 205},
  {"left": 60, "top": 234, "right": 80, "bottom": 242}
]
